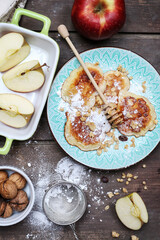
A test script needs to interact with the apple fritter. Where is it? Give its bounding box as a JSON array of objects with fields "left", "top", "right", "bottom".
[
  {"left": 117, "top": 90, "right": 157, "bottom": 137},
  {"left": 102, "top": 70, "right": 130, "bottom": 105},
  {"left": 64, "top": 108, "right": 111, "bottom": 151},
  {"left": 61, "top": 63, "right": 106, "bottom": 109}
]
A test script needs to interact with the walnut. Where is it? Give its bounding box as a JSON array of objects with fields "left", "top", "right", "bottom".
[
  {"left": 3, "top": 203, "right": 12, "bottom": 218},
  {"left": 0, "top": 170, "right": 8, "bottom": 183},
  {"left": 9, "top": 172, "right": 26, "bottom": 190},
  {"left": 10, "top": 190, "right": 29, "bottom": 212},
  {"left": 0, "top": 180, "right": 17, "bottom": 199},
  {"left": 0, "top": 197, "right": 6, "bottom": 216}
]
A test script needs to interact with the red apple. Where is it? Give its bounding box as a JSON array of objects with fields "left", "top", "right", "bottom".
[{"left": 71, "top": 0, "right": 126, "bottom": 40}]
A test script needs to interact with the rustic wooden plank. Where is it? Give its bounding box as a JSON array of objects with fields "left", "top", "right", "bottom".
[
  {"left": 20, "top": 0, "right": 160, "bottom": 33},
  {"left": 0, "top": 142, "right": 159, "bottom": 239}
]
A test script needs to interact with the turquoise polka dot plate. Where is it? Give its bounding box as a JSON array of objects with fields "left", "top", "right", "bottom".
[{"left": 47, "top": 47, "right": 160, "bottom": 170}]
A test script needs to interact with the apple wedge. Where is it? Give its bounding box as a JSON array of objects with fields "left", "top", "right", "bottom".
[
  {"left": 2, "top": 60, "right": 45, "bottom": 92},
  {"left": 0, "top": 93, "right": 34, "bottom": 128},
  {"left": 115, "top": 192, "right": 148, "bottom": 230},
  {"left": 0, "top": 32, "right": 30, "bottom": 72}
]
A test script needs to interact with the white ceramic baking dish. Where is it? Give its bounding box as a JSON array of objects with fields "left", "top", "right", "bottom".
[{"left": 0, "top": 8, "right": 60, "bottom": 155}]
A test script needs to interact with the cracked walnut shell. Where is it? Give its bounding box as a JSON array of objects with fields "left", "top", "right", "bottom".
[
  {"left": 3, "top": 203, "right": 13, "bottom": 218},
  {"left": 9, "top": 172, "right": 26, "bottom": 190},
  {"left": 0, "top": 179, "right": 18, "bottom": 199},
  {"left": 10, "top": 190, "right": 29, "bottom": 212}
]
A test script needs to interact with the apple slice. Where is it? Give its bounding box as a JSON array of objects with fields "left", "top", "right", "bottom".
[
  {"left": 2, "top": 60, "right": 45, "bottom": 92},
  {"left": 0, "top": 93, "right": 34, "bottom": 128},
  {"left": 0, "top": 110, "right": 31, "bottom": 128},
  {"left": 0, "top": 33, "right": 30, "bottom": 72},
  {"left": 115, "top": 192, "right": 148, "bottom": 230}
]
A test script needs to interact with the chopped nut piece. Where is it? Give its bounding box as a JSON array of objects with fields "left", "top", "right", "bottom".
[
  {"left": 112, "top": 231, "right": 120, "bottom": 238},
  {"left": 97, "top": 149, "right": 102, "bottom": 156},
  {"left": 59, "top": 107, "right": 64, "bottom": 112},
  {"left": 95, "top": 95, "right": 103, "bottom": 105},
  {"left": 114, "top": 144, "right": 119, "bottom": 150},
  {"left": 98, "top": 108, "right": 102, "bottom": 114},
  {"left": 107, "top": 132, "right": 114, "bottom": 137},
  {"left": 122, "top": 173, "right": 126, "bottom": 179},
  {"left": 76, "top": 111, "right": 81, "bottom": 117},
  {"left": 92, "top": 107, "right": 96, "bottom": 111},
  {"left": 142, "top": 164, "right": 146, "bottom": 168},
  {"left": 127, "top": 173, "right": 133, "bottom": 178},
  {"left": 144, "top": 186, "right": 148, "bottom": 190},
  {"left": 89, "top": 132, "right": 94, "bottom": 138},
  {"left": 133, "top": 175, "right": 138, "bottom": 180},
  {"left": 131, "top": 235, "right": 139, "bottom": 240},
  {"left": 142, "top": 81, "right": 146, "bottom": 93},
  {"left": 114, "top": 191, "right": 120, "bottom": 195},
  {"left": 86, "top": 121, "right": 96, "bottom": 131},
  {"left": 142, "top": 181, "right": 146, "bottom": 185},
  {"left": 124, "top": 144, "right": 128, "bottom": 149},
  {"left": 122, "top": 187, "right": 128, "bottom": 193},
  {"left": 129, "top": 76, "right": 133, "bottom": 80},
  {"left": 117, "top": 178, "right": 123, "bottom": 183},
  {"left": 104, "top": 148, "right": 108, "bottom": 152},
  {"left": 105, "top": 205, "right": 110, "bottom": 211},
  {"left": 126, "top": 181, "right": 129, "bottom": 185},
  {"left": 130, "top": 137, "right": 135, "bottom": 148},
  {"left": 117, "top": 64, "right": 122, "bottom": 72},
  {"left": 128, "top": 178, "right": 132, "bottom": 182},
  {"left": 107, "top": 192, "right": 114, "bottom": 198},
  {"left": 80, "top": 117, "right": 86, "bottom": 122}
]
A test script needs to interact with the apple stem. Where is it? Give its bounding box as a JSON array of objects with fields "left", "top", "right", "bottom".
[{"left": 21, "top": 63, "right": 49, "bottom": 76}]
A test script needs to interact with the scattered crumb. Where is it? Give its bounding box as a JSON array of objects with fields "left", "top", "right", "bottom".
[
  {"left": 27, "top": 163, "right": 31, "bottom": 167},
  {"left": 129, "top": 76, "right": 133, "bottom": 80},
  {"left": 86, "top": 121, "right": 96, "bottom": 131},
  {"left": 142, "top": 81, "right": 146, "bottom": 93},
  {"left": 59, "top": 107, "right": 64, "bottom": 112},
  {"left": 142, "top": 164, "right": 146, "bottom": 168},
  {"left": 76, "top": 111, "right": 81, "bottom": 117},
  {"left": 131, "top": 235, "right": 139, "bottom": 240},
  {"left": 112, "top": 231, "right": 120, "bottom": 238},
  {"left": 114, "top": 144, "right": 119, "bottom": 150},
  {"left": 122, "top": 187, "right": 128, "bottom": 193},
  {"left": 117, "top": 178, "right": 123, "bottom": 183},
  {"left": 128, "top": 178, "right": 132, "bottom": 182},
  {"left": 130, "top": 137, "right": 135, "bottom": 148},
  {"left": 144, "top": 186, "right": 148, "bottom": 190},
  {"left": 122, "top": 173, "right": 126, "bottom": 179},
  {"left": 133, "top": 176, "right": 138, "bottom": 180},
  {"left": 97, "top": 149, "right": 102, "bottom": 156},
  {"left": 142, "top": 181, "right": 146, "bottom": 185},
  {"left": 105, "top": 205, "right": 110, "bottom": 211},
  {"left": 126, "top": 181, "right": 129, "bottom": 185},
  {"left": 80, "top": 117, "right": 86, "bottom": 122},
  {"left": 124, "top": 144, "right": 128, "bottom": 149},
  {"left": 127, "top": 173, "right": 133, "bottom": 178},
  {"left": 107, "top": 192, "right": 114, "bottom": 199}
]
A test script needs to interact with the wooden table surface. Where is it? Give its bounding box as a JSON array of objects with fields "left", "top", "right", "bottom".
[{"left": 0, "top": 0, "right": 160, "bottom": 239}]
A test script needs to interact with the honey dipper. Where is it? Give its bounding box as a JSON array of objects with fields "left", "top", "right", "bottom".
[{"left": 57, "top": 24, "right": 123, "bottom": 126}]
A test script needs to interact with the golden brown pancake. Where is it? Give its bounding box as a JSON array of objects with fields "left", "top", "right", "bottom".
[
  {"left": 64, "top": 109, "right": 111, "bottom": 151},
  {"left": 117, "top": 90, "right": 157, "bottom": 137},
  {"left": 103, "top": 70, "right": 130, "bottom": 105},
  {"left": 61, "top": 63, "right": 106, "bottom": 109}
]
